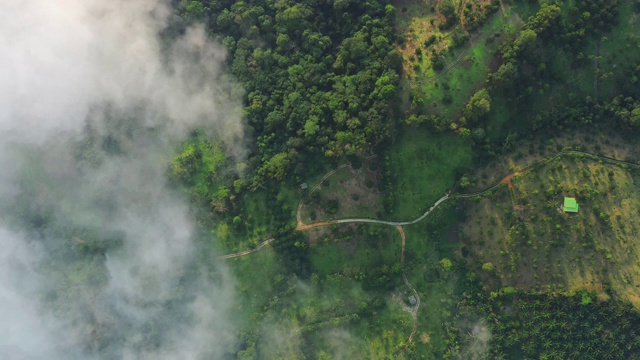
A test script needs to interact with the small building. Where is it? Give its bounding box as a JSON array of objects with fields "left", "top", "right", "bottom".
[
  {"left": 563, "top": 197, "right": 579, "bottom": 213},
  {"left": 300, "top": 182, "right": 308, "bottom": 190}
]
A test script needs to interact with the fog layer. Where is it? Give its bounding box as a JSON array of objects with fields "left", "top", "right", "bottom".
[{"left": 0, "top": 0, "right": 243, "bottom": 358}]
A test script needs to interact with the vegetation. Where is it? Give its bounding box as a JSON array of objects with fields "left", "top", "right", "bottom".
[
  {"left": 177, "top": 0, "right": 401, "bottom": 178},
  {"left": 12, "top": 0, "right": 640, "bottom": 358},
  {"left": 458, "top": 290, "right": 640, "bottom": 359},
  {"left": 300, "top": 157, "right": 384, "bottom": 222},
  {"left": 162, "top": 0, "right": 640, "bottom": 358},
  {"left": 389, "top": 129, "right": 472, "bottom": 220},
  {"left": 463, "top": 154, "right": 640, "bottom": 306}
]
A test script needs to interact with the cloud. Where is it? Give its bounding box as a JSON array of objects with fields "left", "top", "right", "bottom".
[
  {"left": 0, "top": 0, "right": 244, "bottom": 358},
  {"left": 0, "top": 229, "right": 83, "bottom": 359},
  {"left": 459, "top": 320, "right": 492, "bottom": 360},
  {"left": 0, "top": 0, "right": 244, "bottom": 147}
]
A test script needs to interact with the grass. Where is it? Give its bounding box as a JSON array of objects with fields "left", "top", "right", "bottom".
[
  {"left": 227, "top": 242, "right": 284, "bottom": 324},
  {"left": 487, "top": 2, "right": 640, "bottom": 136},
  {"left": 304, "top": 223, "right": 413, "bottom": 357},
  {"left": 227, "top": 221, "right": 418, "bottom": 358},
  {"left": 419, "top": 10, "right": 522, "bottom": 118},
  {"left": 397, "top": 2, "right": 523, "bottom": 122},
  {"left": 463, "top": 154, "right": 640, "bottom": 307},
  {"left": 309, "top": 224, "right": 402, "bottom": 276},
  {"left": 390, "top": 128, "right": 473, "bottom": 221},
  {"left": 239, "top": 190, "right": 275, "bottom": 241},
  {"left": 401, "top": 203, "right": 470, "bottom": 357},
  {"left": 596, "top": 1, "right": 640, "bottom": 99}
]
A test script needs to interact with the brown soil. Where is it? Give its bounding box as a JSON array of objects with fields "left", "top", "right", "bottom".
[{"left": 499, "top": 171, "right": 521, "bottom": 190}]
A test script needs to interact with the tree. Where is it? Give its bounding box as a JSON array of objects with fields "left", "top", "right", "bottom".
[
  {"left": 303, "top": 117, "right": 320, "bottom": 138},
  {"left": 493, "top": 62, "right": 518, "bottom": 88},
  {"left": 180, "top": 0, "right": 207, "bottom": 22},
  {"left": 464, "top": 89, "right": 491, "bottom": 123},
  {"left": 438, "top": 0, "right": 457, "bottom": 30},
  {"left": 440, "top": 258, "right": 453, "bottom": 271},
  {"left": 525, "top": 4, "right": 561, "bottom": 35},
  {"left": 262, "top": 152, "right": 291, "bottom": 180}
]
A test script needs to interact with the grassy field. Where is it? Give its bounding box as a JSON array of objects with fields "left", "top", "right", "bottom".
[
  {"left": 308, "top": 224, "right": 401, "bottom": 275},
  {"left": 595, "top": 1, "right": 640, "bottom": 99},
  {"left": 390, "top": 128, "right": 472, "bottom": 221},
  {"left": 307, "top": 223, "right": 412, "bottom": 358},
  {"left": 468, "top": 127, "right": 640, "bottom": 192},
  {"left": 402, "top": 203, "right": 470, "bottom": 358},
  {"left": 462, "top": 154, "right": 640, "bottom": 307},
  {"left": 227, "top": 222, "right": 420, "bottom": 358},
  {"left": 487, "top": 2, "right": 640, "bottom": 138},
  {"left": 396, "top": 0, "right": 523, "bottom": 121},
  {"left": 418, "top": 10, "right": 522, "bottom": 119}
]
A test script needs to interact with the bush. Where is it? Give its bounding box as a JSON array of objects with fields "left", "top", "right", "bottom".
[
  {"left": 325, "top": 199, "right": 339, "bottom": 214},
  {"left": 440, "top": 258, "right": 453, "bottom": 270}
]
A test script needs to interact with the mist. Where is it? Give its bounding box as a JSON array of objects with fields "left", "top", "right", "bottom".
[{"left": 0, "top": 0, "right": 244, "bottom": 358}]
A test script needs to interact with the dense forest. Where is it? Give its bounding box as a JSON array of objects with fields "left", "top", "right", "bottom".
[{"left": 175, "top": 0, "right": 401, "bottom": 179}]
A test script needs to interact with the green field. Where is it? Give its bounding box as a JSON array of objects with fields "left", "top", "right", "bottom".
[
  {"left": 390, "top": 129, "right": 473, "bottom": 221},
  {"left": 402, "top": 203, "right": 471, "bottom": 358},
  {"left": 309, "top": 224, "right": 401, "bottom": 275},
  {"left": 227, "top": 223, "right": 419, "bottom": 358},
  {"left": 596, "top": 0, "right": 640, "bottom": 99},
  {"left": 418, "top": 9, "right": 522, "bottom": 119}
]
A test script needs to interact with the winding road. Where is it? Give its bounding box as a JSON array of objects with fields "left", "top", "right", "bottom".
[{"left": 219, "top": 149, "right": 640, "bottom": 346}]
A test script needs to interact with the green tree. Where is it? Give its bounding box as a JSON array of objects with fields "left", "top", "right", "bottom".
[
  {"left": 493, "top": 62, "right": 518, "bottom": 88},
  {"left": 440, "top": 258, "right": 453, "bottom": 271},
  {"left": 464, "top": 89, "right": 491, "bottom": 123},
  {"left": 262, "top": 152, "right": 291, "bottom": 180}
]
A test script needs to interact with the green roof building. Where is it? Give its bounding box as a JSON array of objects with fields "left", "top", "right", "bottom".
[{"left": 563, "top": 197, "right": 579, "bottom": 213}]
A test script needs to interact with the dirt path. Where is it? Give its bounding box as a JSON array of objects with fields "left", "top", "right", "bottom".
[
  {"left": 396, "top": 225, "right": 419, "bottom": 344},
  {"left": 295, "top": 221, "right": 331, "bottom": 231},
  {"left": 218, "top": 238, "right": 275, "bottom": 259},
  {"left": 499, "top": 171, "right": 521, "bottom": 190},
  {"left": 229, "top": 150, "right": 640, "bottom": 261}
]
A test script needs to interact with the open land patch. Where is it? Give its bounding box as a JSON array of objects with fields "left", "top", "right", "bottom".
[
  {"left": 396, "top": 0, "right": 521, "bottom": 121},
  {"left": 300, "top": 158, "right": 383, "bottom": 224}
]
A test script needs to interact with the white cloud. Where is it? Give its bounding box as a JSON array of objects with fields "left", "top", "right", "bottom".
[{"left": 0, "top": 0, "right": 244, "bottom": 358}]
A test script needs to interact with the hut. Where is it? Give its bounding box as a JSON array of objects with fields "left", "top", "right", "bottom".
[{"left": 563, "top": 197, "right": 579, "bottom": 213}]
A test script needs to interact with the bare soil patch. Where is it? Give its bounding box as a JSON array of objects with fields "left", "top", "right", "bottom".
[{"left": 300, "top": 158, "right": 383, "bottom": 223}]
